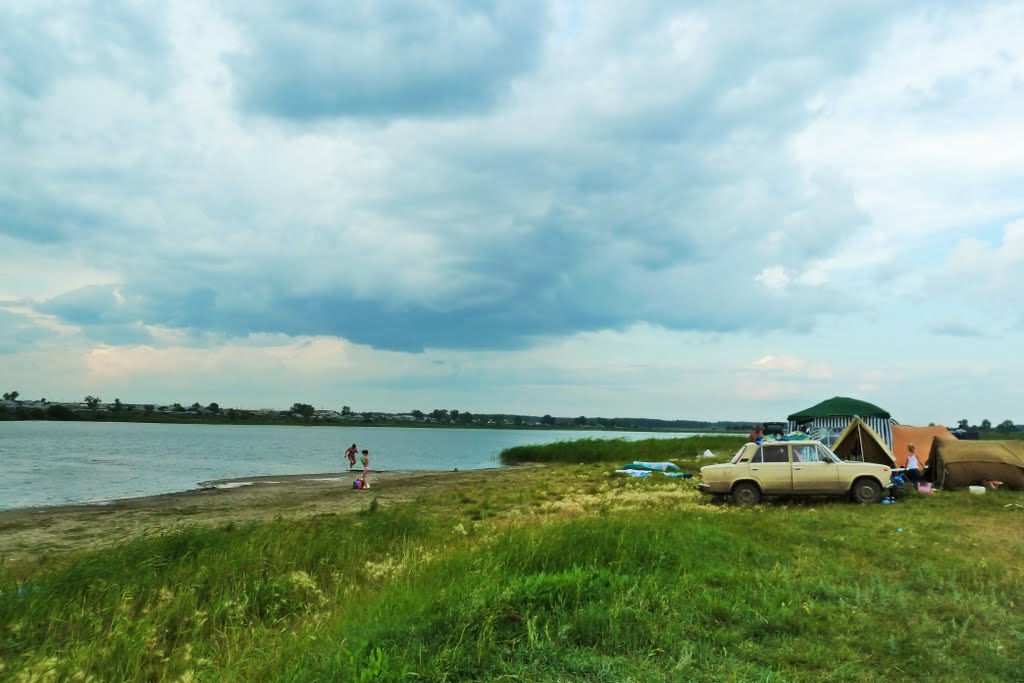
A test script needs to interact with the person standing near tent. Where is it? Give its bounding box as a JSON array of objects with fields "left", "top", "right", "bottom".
[
  {"left": 906, "top": 443, "right": 922, "bottom": 488},
  {"left": 345, "top": 443, "right": 358, "bottom": 470}
]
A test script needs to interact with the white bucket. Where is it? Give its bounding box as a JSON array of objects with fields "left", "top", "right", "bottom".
[{"left": 969, "top": 485, "right": 986, "bottom": 495}]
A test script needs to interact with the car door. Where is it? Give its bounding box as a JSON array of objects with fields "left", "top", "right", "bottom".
[
  {"left": 748, "top": 444, "right": 793, "bottom": 493},
  {"left": 791, "top": 443, "right": 841, "bottom": 493}
]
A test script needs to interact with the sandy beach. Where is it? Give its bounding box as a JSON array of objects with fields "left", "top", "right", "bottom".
[{"left": 0, "top": 467, "right": 525, "bottom": 566}]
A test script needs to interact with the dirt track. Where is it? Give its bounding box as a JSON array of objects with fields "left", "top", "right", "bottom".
[{"left": 0, "top": 468, "right": 524, "bottom": 566}]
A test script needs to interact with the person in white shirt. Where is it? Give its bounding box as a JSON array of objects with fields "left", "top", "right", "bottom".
[{"left": 906, "top": 443, "right": 922, "bottom": 488}]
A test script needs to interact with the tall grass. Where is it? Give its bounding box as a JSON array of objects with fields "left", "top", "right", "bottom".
[
  {"left": 335, "top": 493, "right": 1024, "bottom": 682},
  {"left": 3, "top": 464, "right": 1024, "bottom": 681},
  {"left": 0, "top": 503, "right": 438, "bottom": 682},
  {"left": 499, "top": 435, "right": 746, "bottom": 465}
]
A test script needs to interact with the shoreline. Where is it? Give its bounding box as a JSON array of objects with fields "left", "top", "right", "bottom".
[
  {"left": 0, "top": 467, "right": 494, "bottom": 516},
  {"left": 0, "top": 466, "right": 530, "bottom": 566}
]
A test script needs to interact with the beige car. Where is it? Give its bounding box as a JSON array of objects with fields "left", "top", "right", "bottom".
[{"left": 699, "top": 440, "right": 891, "bottom": 505}]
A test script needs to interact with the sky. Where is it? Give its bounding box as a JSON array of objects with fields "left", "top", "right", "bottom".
[{"left": 2, "top": 1, "right": 1023, "bottom": 426}]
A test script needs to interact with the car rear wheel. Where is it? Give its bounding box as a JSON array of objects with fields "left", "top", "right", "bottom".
[
  {"left": 732, "top": 482, "right": 761, "bottom": 506},
  {"left": 851, "top": 478, "right": 882, "bottom": 504}
]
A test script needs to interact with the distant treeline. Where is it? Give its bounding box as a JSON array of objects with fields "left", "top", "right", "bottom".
[{"left": 0, "top": 401, "right": 752, "bottom": 432}]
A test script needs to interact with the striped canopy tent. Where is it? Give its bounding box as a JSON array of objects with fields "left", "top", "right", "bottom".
[{"left": 787, "top": 396, "right": 895, "bottom": 451}]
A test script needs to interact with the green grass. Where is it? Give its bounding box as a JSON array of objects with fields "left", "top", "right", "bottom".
[
  {"left": 499, "top": 435, "right": 746, "bottom": 465},
  {"left": 3, "top": 445, "right": 1024, "bottom": 681},
  {"left": 979, "top": 430, "right": 1024, "bottom": 441}
]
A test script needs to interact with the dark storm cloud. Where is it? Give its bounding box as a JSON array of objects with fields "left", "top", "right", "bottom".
[
  {"left": 0, "top": 196, "right": 107, "bottom": 244},
  {"left": 229, "top": 0, "right": 549, "bottom": 119},
  {"left": 33, "top": 285, "right": 155, "bottom": 347},
  {"left": 38, "top": 285, "right": 130, "bottom": 327},
  {"left": 0, "top": 309, "right": 51, "bottom": 355},
  {"left": 5, "top": 1, "right": 936, "bottom": 352}
]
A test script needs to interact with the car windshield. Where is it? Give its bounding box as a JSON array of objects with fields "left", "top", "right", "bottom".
[
  {"left": 730, "top": 446, "right": 746, "bottom": 464},
  {"left": 816, "top": 444, "right": 841, "bottom": 462}
]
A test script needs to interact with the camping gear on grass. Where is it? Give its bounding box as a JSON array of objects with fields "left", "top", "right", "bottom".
[
  {"left": 620, "top": 461, "right": 681, "bottom": 472},
  {"left": 616, "top": 461, "right": 686, "bottom": 478}
]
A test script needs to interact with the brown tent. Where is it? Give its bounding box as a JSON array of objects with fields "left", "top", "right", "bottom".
[
  {"left": 927, "top": 440, "right": 1024, "bottom": 490},
  {"left": 891, "top": 424, "right": 956, "bottom": 468},
  {"left": 831, "top": 418, "right": 895, "bottom": 466}
]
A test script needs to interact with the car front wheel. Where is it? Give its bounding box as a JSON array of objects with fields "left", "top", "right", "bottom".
[
  {"left": 851, "top": 478, "right": 882, "bottom": 504},
  {"left": 732, "top": 482, "right": 761, "bottom": 506}
]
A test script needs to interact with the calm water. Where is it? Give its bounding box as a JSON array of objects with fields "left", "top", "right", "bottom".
[{"left": 0, "top": 421, "right": 701, "bottom": 511}]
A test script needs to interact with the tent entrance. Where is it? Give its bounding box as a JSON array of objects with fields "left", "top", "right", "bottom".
[{"left": 831, "top": 418, "right": 895, "bottom": 467}]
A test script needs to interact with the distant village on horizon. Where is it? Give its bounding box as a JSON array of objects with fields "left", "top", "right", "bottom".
[
  {"left": 1, "top": 391, "right": 754, "bottom": 430},
  {"left": 2, "top": 391, "right": 1020, "bottom": 434}
]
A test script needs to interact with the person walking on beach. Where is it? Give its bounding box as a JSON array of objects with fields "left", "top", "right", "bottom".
[
  {"left": 360, "top": 449, "right": 371, "bottom": 482},
  {"left": 345, "top": 443, "right": 358, "bottom": 470}
]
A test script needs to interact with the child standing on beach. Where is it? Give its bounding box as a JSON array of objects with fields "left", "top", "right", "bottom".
[{"left": 360, "top": 449, "right": 370, "bottom": 483}]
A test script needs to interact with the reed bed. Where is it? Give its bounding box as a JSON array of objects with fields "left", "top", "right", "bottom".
[{"left": 499, "top": 435, "right": 747, "bottom": 465}]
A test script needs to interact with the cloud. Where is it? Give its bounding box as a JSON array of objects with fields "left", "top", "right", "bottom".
[
  {"left": 4, "top": 0, "right": 905, "bottom": 352},
  {"left": 755, "top": 268, "right": 790, "bottom": 291},
  {"left": 792, "top": 3, "right": 1024, "bottom": 273},
  {"left": 925, "top": 218, "right": 1024, "bottom": 319},
  {"left": 928, "top": 318, "right": 984, "bottom": 337},
  {"left": 0, "top": 308, "right": 55, "bottom": 355},
  {"left": 0, "top": 196, "right": 104, "bottom": 244},
  {"left": 751, "top": 354, "right": 834, "bottom": 379},
  {"left": 2, "top": 1, "right": 1024, "bottom": 426},
  {"left": 0, "top": 2, "right": 170, "bottom": 100},
  {"left": 752, "top": 354, "right": 805, "bottom": 372},
  {"left": 228, "top": 1, "right": 549, "bottom": 119},
  {"left": 83, "top": 334, "right": 359, "bottom": 384}
]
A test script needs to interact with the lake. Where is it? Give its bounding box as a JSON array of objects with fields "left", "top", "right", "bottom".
[{"left": 0, "top": 421, "right": 704, "bottom": 511}]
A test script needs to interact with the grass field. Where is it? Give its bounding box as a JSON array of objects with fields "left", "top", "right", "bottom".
[{"left": 3, "top": 436, "right": 1023, "bottom": 682}]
